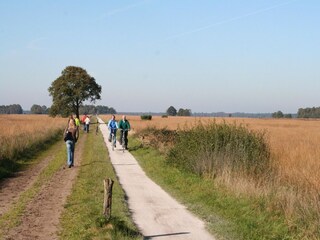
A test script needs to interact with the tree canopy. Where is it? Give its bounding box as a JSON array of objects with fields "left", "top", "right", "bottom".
[
  {"left": 297, "top": 107, "right": 320, "bottom": 118},
  {"left": 48, "top": 66, "right": 101, "bottom": 118},
  {"left": 30, "top": 104, "right": 48, "bottom": 114},
  {"left": 166, "top": 106, "right": 177, "bottom": 116},
  {"left": 0, "top": 104, "right": 23, "bottom": 114},
  {"left": 177, "top": 108, "right": 192, "bottom": 116}
]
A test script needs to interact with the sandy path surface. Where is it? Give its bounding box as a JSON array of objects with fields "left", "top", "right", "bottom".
[
  {"left": 0, "top": 155, "right": 54, "bottom": 217},
  {"left": 2, "top": 135, "right": 85, "bottom": 240},
  {"left": 98, "top": 118, "right": 215, "bottom": 240}
]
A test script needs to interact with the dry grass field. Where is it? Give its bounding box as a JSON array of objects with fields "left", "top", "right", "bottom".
[
  {"left": 101, "top": 115, "right": 320, "bottom": 233},
  {"left": 103, "top": 115, "right": 320, "bottom": 191},
  {"left": 0, "top": 115, "right": 67, "bottom": 162}
]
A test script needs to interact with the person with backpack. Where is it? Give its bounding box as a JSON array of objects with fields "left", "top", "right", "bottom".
[
  {"left": 64, "top": 116, "right": 79, "bottom": 168},
  {"left": 107, "top": 115, "right": 118, "bottom": 147},
  {"left": 118, "top": 115, "right": 131, "bottom": 150}
]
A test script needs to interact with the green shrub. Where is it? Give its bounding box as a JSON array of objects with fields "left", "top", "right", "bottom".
[
  {"left": 167, "top": 121, "right": 271, "bottom": 179},
  {"left": 162, "top": 115, "right": 168, "bottom": 118},
  {"left": 140, "top": 115, "right": 152, "bottom": 120}
]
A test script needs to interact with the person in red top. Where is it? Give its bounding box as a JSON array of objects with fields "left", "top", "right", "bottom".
[{"left": 81, "top": 114, "right": 87, "bottom": 131}]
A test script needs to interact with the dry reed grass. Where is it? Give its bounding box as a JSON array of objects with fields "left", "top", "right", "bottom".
[{"left": 0, "top": 115, "right": 67, "bottom": 161}]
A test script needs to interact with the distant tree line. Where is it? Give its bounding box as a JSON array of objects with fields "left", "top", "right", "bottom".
[
  {"left": 297, "top": 107, "right": 320, "bottom": 118},
  {"left": 272, "top": 111, "right": 292, "bottom": 119},
  {"left": 30, "top": 104, "right": 49, "bottom": 114},
  {"left": 0, "top": 104, "right": 23, "bottom": 114},
  {"left": 79, "top": 105, "right": 116, "bottom": 115},
  {"left": 166, "top": 106, "right": 192, "bottom": 116}
]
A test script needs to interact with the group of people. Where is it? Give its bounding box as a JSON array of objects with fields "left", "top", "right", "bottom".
[
  {"left": 63, "top": 114, "right": 131, "bottom": 168},
  {"left": 107, "top": 115, "right": 131, "bottom": 150}
]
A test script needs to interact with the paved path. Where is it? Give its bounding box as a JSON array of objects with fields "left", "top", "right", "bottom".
[{"left": 98, "top": 118, "right": 215, "bottom": 240}]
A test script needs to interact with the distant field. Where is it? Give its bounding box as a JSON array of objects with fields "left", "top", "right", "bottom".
[{"left": 0, "top": 115, "right": 67, "bottom": 177}]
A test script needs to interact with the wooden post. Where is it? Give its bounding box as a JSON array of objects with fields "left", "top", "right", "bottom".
[{"left": 103, "top": 178, "right": 114, "bottom": 220}]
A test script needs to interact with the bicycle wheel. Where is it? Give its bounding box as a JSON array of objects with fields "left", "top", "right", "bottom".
[{"left": 112, "top": 134, "right": 115, "bottom": 151}]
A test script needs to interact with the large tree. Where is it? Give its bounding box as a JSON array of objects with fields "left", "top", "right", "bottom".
[{"left": 48, "top": 66, "right": 102, "bottom": 118}]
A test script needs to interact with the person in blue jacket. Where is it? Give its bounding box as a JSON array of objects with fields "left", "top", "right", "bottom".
[{"left": 107, "top": 115, "right": 118, "bottom": 147}]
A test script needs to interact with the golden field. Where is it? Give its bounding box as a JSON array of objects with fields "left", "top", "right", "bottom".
[
  {"left": 0, "top": 115, "right": 67, "bottom": 161},
  {"left": 101, "top": 114, "right": 320, "bottom": 231},
  {"left": 102, "top": 115, "right": 320, "bottom": 192}
]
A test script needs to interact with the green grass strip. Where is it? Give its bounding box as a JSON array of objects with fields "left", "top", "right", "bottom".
[
  {"left": 59, "top": 130, "right": 142, "bottom": 240},
  {"left": 0, "top": 140, "right": 67, "bottom": 238},
  {"left": 129, "top": 137, "right": 295, "bottom": 240}
]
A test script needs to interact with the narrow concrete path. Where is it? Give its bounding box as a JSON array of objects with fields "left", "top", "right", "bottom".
[{"left": 98, "top": 118, "right": 214, "bottom": 240}]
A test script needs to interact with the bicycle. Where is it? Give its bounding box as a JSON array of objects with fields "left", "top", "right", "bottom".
[
  {"left": 110, "top": 128, "right": 117, "bottom": 151},
  {"left": 120, "top": 129, "right": 129, "bottom": 153}
]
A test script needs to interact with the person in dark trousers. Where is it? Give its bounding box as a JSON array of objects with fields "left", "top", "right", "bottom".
[
  {"left": 118, "top": 115, "right": 131, "bottom": 149},
  {"left": 64, "top": 116, "right": 79, "bottom": 168}
]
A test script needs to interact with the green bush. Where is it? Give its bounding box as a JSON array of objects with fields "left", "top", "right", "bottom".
[
  {"left": 162, "top": 115, "right": 168, "bottom": 118},
  {"left": 167, "top": 121, "right": 271, "bottom": 179},
  {"left": 140, "top": 115, "right": 152, "bottom": 120}
]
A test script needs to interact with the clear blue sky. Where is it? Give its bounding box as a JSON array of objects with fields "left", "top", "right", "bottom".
[{"left": 0, "top": 0, "right": 319, "bottom": 113}]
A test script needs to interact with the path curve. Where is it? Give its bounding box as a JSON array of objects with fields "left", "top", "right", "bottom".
[{"left": 98, "top": 118, "right": 215, "bottom": 240}]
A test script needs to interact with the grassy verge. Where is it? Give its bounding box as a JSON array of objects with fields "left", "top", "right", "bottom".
[
  {"left": 129, "top": 137, "right": 295, "bottom": 240},
  {"left": 59, "top": 128, "right": 142, "bottom": 239},
  {"left": 0, "top": 140, "right": 67, "bottom": 238}
]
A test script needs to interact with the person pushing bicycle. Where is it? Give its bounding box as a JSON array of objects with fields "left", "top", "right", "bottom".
[
  {"left": 118, "top": 115, "right": 131, "bottom": 150},
  {"left": 107, "top": 115, "right": 118, "bottom": 147}
]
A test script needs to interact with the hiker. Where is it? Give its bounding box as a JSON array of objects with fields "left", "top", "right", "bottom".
[
  {"left": 74, "top": 115, "right": 80, "bottom": 129},
  {"left": 118, "top": 115, "right": 131, "bottom": 149},
  {"left": 84, "top": 115, "right": 90, "bottom": 133},
  {"left": 64, "top": 116, "right": 78, "bottom": 168},
  {"left": 81, "top": 114, "right": 87, "bottom": 131}
]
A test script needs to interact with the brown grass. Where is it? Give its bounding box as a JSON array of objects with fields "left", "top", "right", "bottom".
[{"left": 0, "top": 115, "right": 67, "bottom": 161}]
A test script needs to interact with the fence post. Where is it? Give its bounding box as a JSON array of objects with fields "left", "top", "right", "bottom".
[{"left": 103, "top": 178, "right": 114, "bottom": 220}]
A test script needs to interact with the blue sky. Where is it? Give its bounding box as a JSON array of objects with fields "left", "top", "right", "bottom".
[{"left": 0, "top": 0, "right": 319, "bottom": 113}]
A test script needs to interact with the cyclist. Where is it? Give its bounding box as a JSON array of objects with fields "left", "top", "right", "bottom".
[
  {"left": 107, "top": 115, "right": 118, "bottom": 147},
  {"left": 118, "top": 115, "right": 131, "bottom": 150}
]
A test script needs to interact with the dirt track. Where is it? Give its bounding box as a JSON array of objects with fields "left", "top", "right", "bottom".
[{"left": 0, "top": 135, "right": 85, "bottom": 240}]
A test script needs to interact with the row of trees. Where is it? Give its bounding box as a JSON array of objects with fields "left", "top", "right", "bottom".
[
  {"left": 166, "top": 106, "right": 192, "bottom": 116},
  {"left": 79, "top": 105, "right": 116, "bottom": 115},
  {"left": 29, "top": 104, "right": 116, "bottom": 115},
  {"left": 31, "top": 105, "right": 49, "bottom": 114},
  {"left": 271, "top": 111, "right": 292, "bottom": 119},
  {"left": 272, "top": 107, "right": 320, "bottom": 119},
  {"left": 0, "top": 104, "right": 23, "bottom": 114},
  {"left": 297, "top": 107, "right": 320, "bottom": 118}
]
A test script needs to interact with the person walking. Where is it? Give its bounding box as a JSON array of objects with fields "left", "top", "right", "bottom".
[
  {"left": 74, "top": 115, "right": 80, "bottom": 129},
  {"left": 84, "top": 115, "right": 90, "bottom": 133},
  {"left": 118, "top": 115, "right": 131, "bottom": 150},
  {"left": 107, "top": 115, "right": 118, "bottom": 147},
  {"left": 64, "top": 116, "right": 78, "bottom": 168}
]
